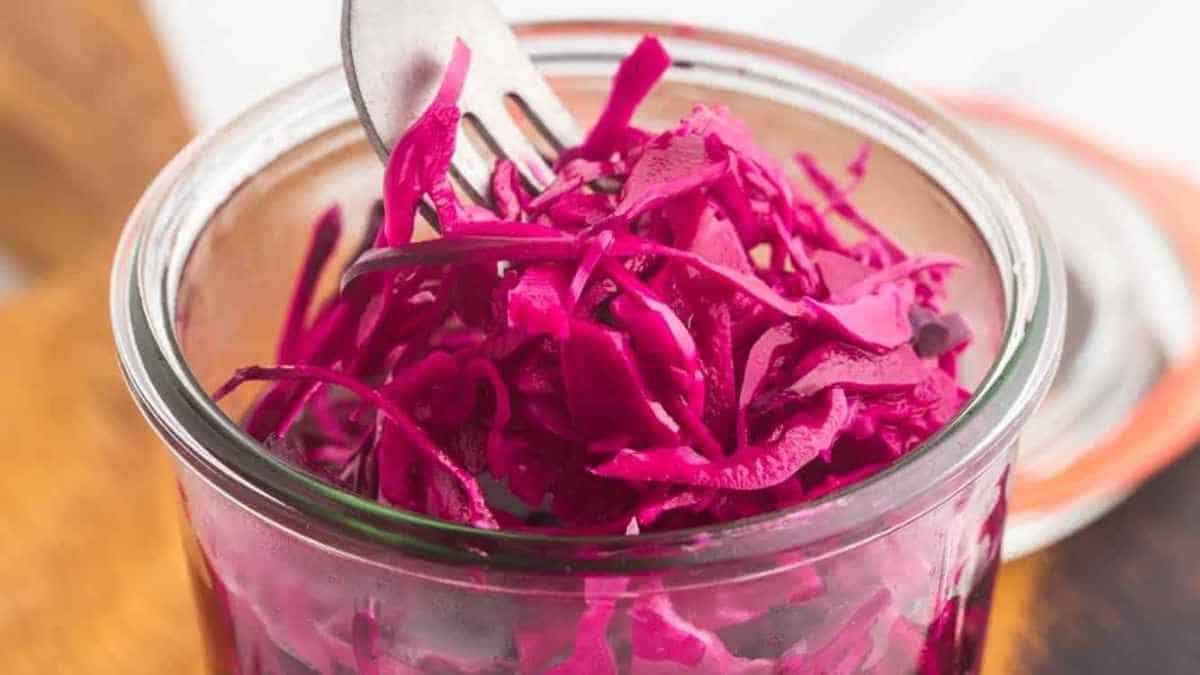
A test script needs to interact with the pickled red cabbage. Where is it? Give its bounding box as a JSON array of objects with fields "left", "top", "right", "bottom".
[
  {"left": 209, "top": 33, "right": 988, "bottom": 675},
  {"left": 216, "top": 32, "right": 971, "bottom": 536}
]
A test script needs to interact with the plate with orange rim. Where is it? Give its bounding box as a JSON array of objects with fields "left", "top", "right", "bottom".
[{"left": 945, "top": 98, "right": 1200, "bottom": 559}]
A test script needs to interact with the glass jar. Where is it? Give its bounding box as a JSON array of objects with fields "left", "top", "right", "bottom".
[{"left": 112, "top": 21, "right": 1064, "bottom": 675}]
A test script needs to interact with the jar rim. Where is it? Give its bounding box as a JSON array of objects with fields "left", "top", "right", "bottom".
[{"left": 111, "top": 20, "right": 1065, "bottom": 571}]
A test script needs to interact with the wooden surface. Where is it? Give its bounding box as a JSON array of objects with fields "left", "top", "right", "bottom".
[
  {"left": 1, "top": 3, "right": 1198, "bottom": 673},
  {"left": 0, "top": 2, "right": 199, "bottom": 674}
]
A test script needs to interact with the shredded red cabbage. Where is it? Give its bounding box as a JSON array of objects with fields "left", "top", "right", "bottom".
[
  {"left": 209, "top": 34, "right": 989, "bottom": 675},
  {"left": 217, "top": 34, "right": 971, "bottom": 536}
]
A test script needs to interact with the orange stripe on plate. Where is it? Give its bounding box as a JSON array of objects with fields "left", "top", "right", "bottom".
[{"left": 945, "top": 98, "right": 1200, "bottom": 515}]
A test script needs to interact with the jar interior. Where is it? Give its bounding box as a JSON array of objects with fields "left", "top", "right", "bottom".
[{"left": 179, "top": 65, "right": 1006, "bottom": 429}]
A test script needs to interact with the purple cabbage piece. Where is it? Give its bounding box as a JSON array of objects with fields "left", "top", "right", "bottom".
[
  {"left": 571, "top": 36, "right": 671, "bottom": 161},
  {"left": 630, "top": 593, "right": 772, "bottom": 674},
  {"left": 592, "top": 389, "right": 849, "bottom": 490},
  {"left": 381, "top": 38, "right": 469, "bottom": 245},
  {"left": 545, "top": 577, "right": 627, "bottom": 675},
  {"left": 787, "top": 343, "right": 928, "bottom": 399},
  {"left": 562, "top": 319, "right": 681, "bottom": 447}
]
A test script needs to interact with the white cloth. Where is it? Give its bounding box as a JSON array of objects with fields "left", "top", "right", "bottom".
[{"left": 144, "top": 1, "right": 1200, "bottom": 180}]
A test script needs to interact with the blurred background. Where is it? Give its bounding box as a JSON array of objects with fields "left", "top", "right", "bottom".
[
  {"left": 147, "top": 1, "right": 1200, "bottom": 179},
  {"left": 2, "top": 1, "right": 1199, "bottom": 673}
]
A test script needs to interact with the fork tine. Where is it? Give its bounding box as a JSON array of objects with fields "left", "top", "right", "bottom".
[
  {"left": 506, "top": 86, "right": 583, "bottom": 154},
  {"left": 470, "top": 101, "right": 556, "bottom": 191},
  {"left": 450, "top": 134, "right": 494, "bottom": 204}
]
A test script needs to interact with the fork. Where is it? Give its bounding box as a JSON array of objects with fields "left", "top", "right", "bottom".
[{"left": 342, "top": 0, "right": 583, "bottom": 203}]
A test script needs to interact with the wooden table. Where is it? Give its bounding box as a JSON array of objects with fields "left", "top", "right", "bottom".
[{"left": 1, "top": 3, "right": 1196, "bottom": 673}]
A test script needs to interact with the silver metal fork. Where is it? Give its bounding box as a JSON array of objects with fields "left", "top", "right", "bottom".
[{"left": 342, "top": 0, "right": 583, "bottom": 203}]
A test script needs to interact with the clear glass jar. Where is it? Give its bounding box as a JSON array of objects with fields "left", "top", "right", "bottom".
[{"left": 112, "top": 21, "right": 1064, "bottom": 675}]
